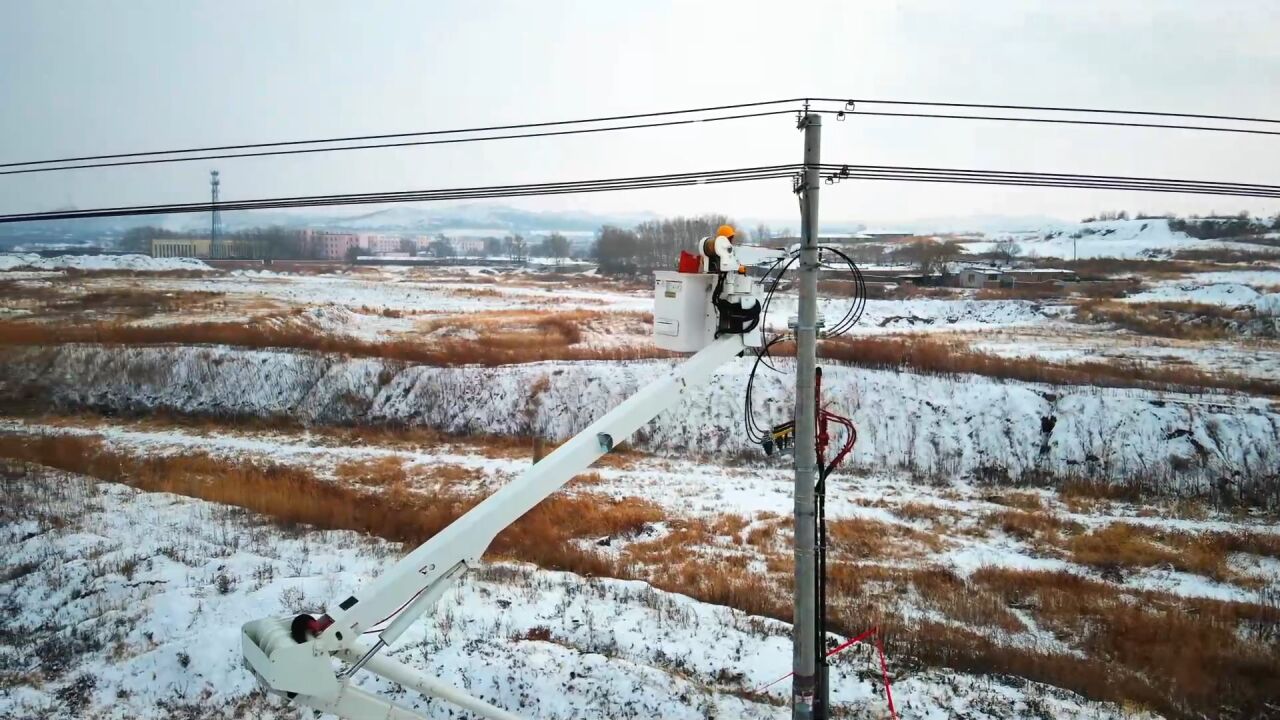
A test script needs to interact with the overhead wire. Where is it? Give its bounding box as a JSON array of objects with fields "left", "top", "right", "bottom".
[
  {"left": 0, "top": 110, "right": 799, "bottom": 177},
  {"left": 9, "top": 161, "right": 1277, "bottom": 226},
  {"left": 814, "top": 164, "right": 1280, "bottom": 199},
  {"left": 0, "top": 165, "right": 803, "bottom": 224},
  {"left": 813, "top": 109, "right": 1280, "bottom": 137},
  {"left": 0, "top": 98, "right": 811, "bottom": 169},
  {"left": 810, "top": 96, "right": 1280, "bottom": 126},
  {"left": 8, "top": 94, "right": 1280, "bottom": 177}
]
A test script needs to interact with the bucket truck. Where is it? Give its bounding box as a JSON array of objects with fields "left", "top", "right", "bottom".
[{"left": 241, "top": 243, "right": 774, "bottom": 719}]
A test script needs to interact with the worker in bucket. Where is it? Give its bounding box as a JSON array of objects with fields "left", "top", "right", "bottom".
[
  {"left": 701, "top": 224, "right": 760, "bottom": 334},
  {"left": 701, "top": 224, "right": 741, "bottom": 274}
]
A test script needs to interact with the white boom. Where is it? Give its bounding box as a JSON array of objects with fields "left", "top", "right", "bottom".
[{"left": 242, "top": 267, "right": 763, "bottom": 719}]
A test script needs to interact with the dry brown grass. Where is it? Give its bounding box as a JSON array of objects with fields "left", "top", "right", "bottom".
[
  {"left": 332, "top": 456, "right": 409, "bottom": 488},
  {"left": 1075, "top": 300, "right": 1248, "bottom": 341},
  {"left": 826, "top": 517, "right": 948, "bottom": 559},
  {"left": 1069, "top": 522, "right": 1280, "bottom": 583},
  {"left": 0, "top": 433, "right": 659, "bottom": 578},
  {"left": 6, "top": 431, "right": 1280, "bottom": 719},
  {"left": 0, "top": 280, "right": 226, "bottom": 320},
  {"left": 986, "top": 490, "right": 1044, "bottom": 511},
  {"left": 974, "top": 285, "right": 1063, "bottom": 301},
  {"left": 1051, "top": 257, "right": 1215, "bottom": 279},
  {"left": 984, "top": 509, "right": 1081, "bottom": 551},
  {"left": 1072, "top": 279, "right": 1144, "bottom": 299},
  {"left": 807, "top": 334, "right": 1280, "bottom": 396},
  {"left": 1069, "top": 523, "right": 1230, "bottom": 581},
  {"left": 0, "top": 310, "right": 671, "bottom": 366},
  {"left": 61, "top": 268, "right": 219, "bottom": 280},
  {"left": 892, "top": 501, "right": 941, "bottom": 522},
  {"left": 970, "top": 567, "right": 1280, "bottom": 720},
  {"left": 16, "top": 410, "right": 647, "bottom": 471},
  {"left": 1173, "top": 247, "right": 1280, "bottom": 264}
]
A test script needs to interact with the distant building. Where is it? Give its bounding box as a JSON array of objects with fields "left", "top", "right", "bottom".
[
  {"left": 998, "top": 268, "right": 1077, "bottom": 286},
  {"left": 452, "top": 238, "right": 484, "bottom": 256},
  {"left": 852, "top": 230, "right": 915, "bottom": 242},
  {"left": 149, "top": 237, "right": 266, "bottom": 259},
  {"left": 957, "top": 265, "right": 1003, "bottom": 288},
  {"left": 360, "top": 234, "right": 403, "bottom": 255},
  {"left": 300, "top": 230, "right": 362, "bottom": 260},
  {"left": 954, "top": 265, "right": 1077, "bottom": 289},
  {"left": 151, "top": 238, "right": 211, "bottom": 258}
]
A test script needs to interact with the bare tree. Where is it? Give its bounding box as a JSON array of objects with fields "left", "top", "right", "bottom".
[
  {"left": 993, "top": 238, "right": 1023, "bottom": 263},
  {"left": 593, "top": 225, "right": 640, "bottom": 274},
  {"left": 545, "top": 232, "right": 570, "bottom": 264},
  {"left": 428, "top": 237, "right": 454, "bottom": 258}
]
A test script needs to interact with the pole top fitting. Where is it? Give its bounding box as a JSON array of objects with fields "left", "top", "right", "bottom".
[{"left": 797, "top": 112, "right": 823, "bottom": 130}]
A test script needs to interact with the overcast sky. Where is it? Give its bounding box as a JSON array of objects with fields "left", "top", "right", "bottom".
[{"left": 2, "top": 1, "right": 1278, "bottom": 228}]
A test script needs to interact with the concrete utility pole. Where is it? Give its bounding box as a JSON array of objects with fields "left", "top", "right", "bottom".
[{"left": 792, "top": 112, "right": 822, "bottom": 720}]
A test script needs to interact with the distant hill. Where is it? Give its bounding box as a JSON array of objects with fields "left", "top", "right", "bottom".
[{"left": 0, "top": 203, "right": 659, "bottom": 246}]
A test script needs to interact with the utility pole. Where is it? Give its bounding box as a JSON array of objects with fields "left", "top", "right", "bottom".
[
  {"left": 210, "top": 170, "right": 224, "bottom": 254},
  {"left": 792, "top": 111, "right": 821, "bottom": 720}
]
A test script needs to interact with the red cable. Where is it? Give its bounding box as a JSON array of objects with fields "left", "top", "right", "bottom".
[
  {"left": 876, "top": 634, "right": 898, "bottom": 720},
  {"left": 750, "top": 625, "right": 890, "bottom": 700}
]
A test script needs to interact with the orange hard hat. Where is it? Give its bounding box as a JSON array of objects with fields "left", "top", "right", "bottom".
[{"left": 717, "top": 224, "right": 735, "bottom": 239}]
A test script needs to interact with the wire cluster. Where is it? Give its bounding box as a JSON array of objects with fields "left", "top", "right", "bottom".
[{"left": 743, "top": 245, "right": 867, "bottom": 447}]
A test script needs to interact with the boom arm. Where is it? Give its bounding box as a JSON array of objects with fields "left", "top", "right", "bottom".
[{"left": 242, "top": 333, "right": 749, "bottom": 719}]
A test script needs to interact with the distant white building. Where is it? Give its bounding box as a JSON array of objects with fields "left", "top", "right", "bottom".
[
  {"left": 451, "top": 238, "right": 484, "bottom": 256},
  {"left": 957, "top": 265, "right": 1002, "bottom": 288},
  {"left": 954, "top": 265, "right": 1076, "bottom": 288}
]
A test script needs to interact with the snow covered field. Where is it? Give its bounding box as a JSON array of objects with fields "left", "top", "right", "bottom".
[
  {"left": 3, "top": 416, "right": 1276, "bottom": 605},
  {"left": 1, "top": 466, "right": 1157, "bottom": 720},
  {"left": 1123, "top": 269, "right": 1280, "bottom": 315},
  {"left": 963, "top": 218, "right": 1280, "bottom": 260},
  {"left": 2, "top": 254, "right": 1279, "bottom": 719},
  {"left": 4, "top": 343, "right": 1277, "bottom": 488},
  {"left": 0, "top": 252, "right": 211, "bottom": 273}
]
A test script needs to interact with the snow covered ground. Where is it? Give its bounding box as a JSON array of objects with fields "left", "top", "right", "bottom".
[
  {"left": 0, "top": 466, "right": 1155, "bottom": 720},
  {"left": 4, "top": 252, "right": 1279, "bottom": 719},
  {"left": 4, "top": 343, "right": 1276, "bottom": 488},
  {"left": 769, "top": 296, "right": 1066, "bottom": 334},
  {"left": 961, "top": 218, "right": 1280, "bottom": 260},
  {"left": 1123, "top": 270, "right": 1280, "bottom": 315},
  {"left": 3, "top": 415, "right": 1276, "bottom": 606},
  {"left": 970, "top": 329, "right": 1280, "bottom": 382},
  {"left": 0, "top": 253, "right": 211, "bottom": 272}
]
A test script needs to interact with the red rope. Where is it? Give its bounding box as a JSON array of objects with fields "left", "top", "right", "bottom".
[
  {"left": 749, "top": 625, "right": 897, "bottom": 719},
  {"left": 875, "top": 633, "right": 898, "bottom": 719}
]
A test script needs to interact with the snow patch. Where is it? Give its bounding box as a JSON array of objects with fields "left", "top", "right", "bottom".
[{"left": 0, "top": 253, "right": 212, "bottom": 272}]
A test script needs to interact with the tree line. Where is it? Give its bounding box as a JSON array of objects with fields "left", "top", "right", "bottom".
[
  {"left": 1081, "top": 210, "right": 1280, "bottom": 239},
  {"left": 592, "top": 214, "right": 746, "bottom": 273}
]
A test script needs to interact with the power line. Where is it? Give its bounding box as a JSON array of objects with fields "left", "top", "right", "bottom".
[
  {"left": 0, "top": 165, "right": 803, "bottom": 223},
  {"left": 0, "top": 110, "right": 797, "bottom": 177},
  {"left": 5, "top": 162, "right": 1277, "bottom": 226},
  {"left": 816, "top": 164, "right": 1280, "bottom": 198},
  {"left": 816, "top": 109, "right": 1280, "bottom": 137},
  {"left": 9, "top": 95, "right": 1280, "bottom": 177},
  {"left": 812, "top": 97, "right": 1280, "bottom": 126}
]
